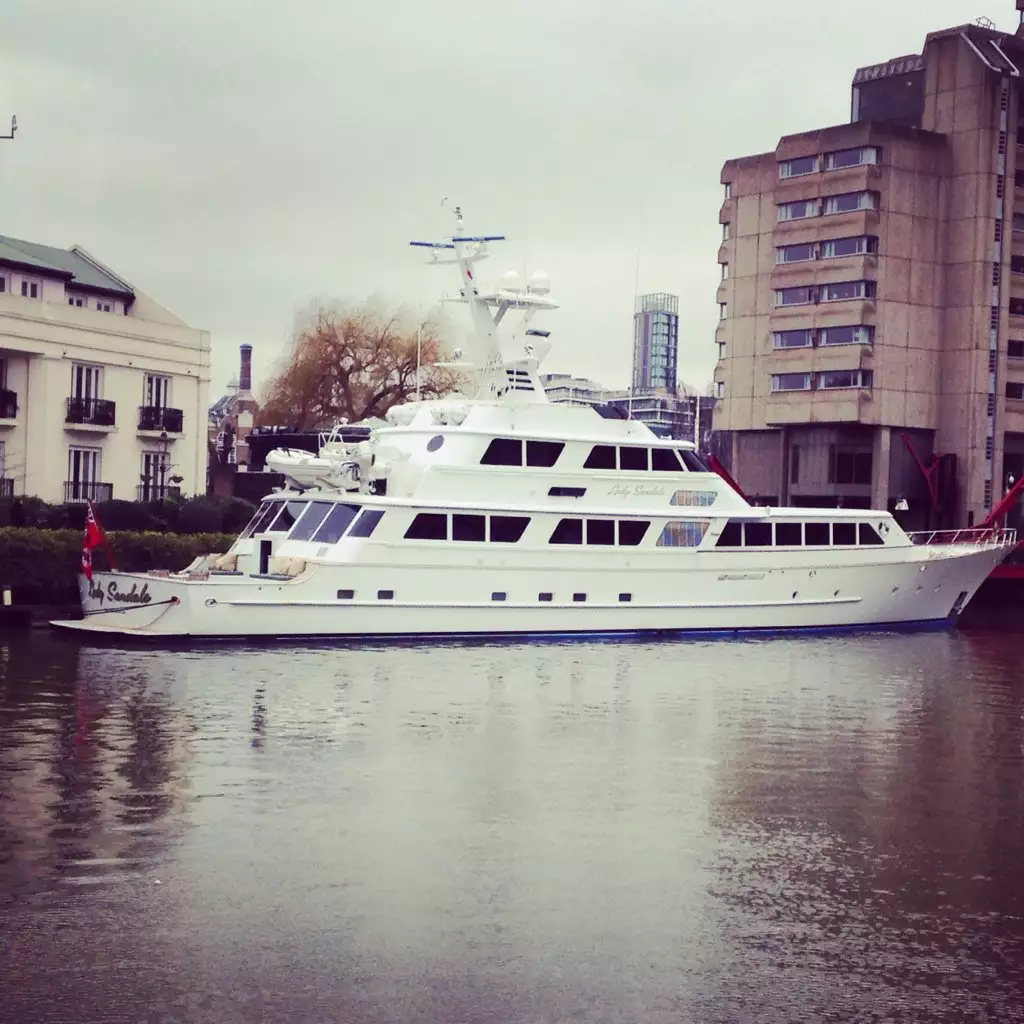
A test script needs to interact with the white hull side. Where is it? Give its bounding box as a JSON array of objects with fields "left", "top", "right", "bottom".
[{"left": 53, "top": 543, "right": 1006, "bottom": 639}]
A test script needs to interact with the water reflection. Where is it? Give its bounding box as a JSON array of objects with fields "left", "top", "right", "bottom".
[{"left": 0, "top": 628, "right": 1023, "bottom": 1022}]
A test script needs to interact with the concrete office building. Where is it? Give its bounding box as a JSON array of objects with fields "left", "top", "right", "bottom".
[{"left": 713, "top": 9, "right": 1024, "bottom": 527}]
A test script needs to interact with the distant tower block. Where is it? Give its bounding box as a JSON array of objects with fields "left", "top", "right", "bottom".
[{"left": 632, "top": 293, "right": 679, "bottom": 393}]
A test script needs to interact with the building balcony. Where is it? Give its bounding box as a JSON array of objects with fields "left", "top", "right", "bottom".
[
  {"left": 137, "top": 484, "right": 181, "bottom": 502},
  {"left": 65, "top": 397, "right": 116, "bottom": 430},
  {"left": 0, "top": 478, "right": 13, "bottom": 498},
  {"left": 0, "top": 389, "right": 16, "bottom": 424},
  {"left": 138, "top": 405, "right": 183, "bottom": 434},
  {"left": 64, "top": 481, "right": 113, "bottom": 503}
]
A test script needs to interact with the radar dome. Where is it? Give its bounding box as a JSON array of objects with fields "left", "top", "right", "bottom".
[
  {"left": 500, "top": 270, "right": 524, "bottom": 293},
  {"left": 528, "top": 270, "right": 551, "bottom": 295}
]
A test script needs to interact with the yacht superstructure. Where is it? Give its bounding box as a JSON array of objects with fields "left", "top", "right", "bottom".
[{"left": 53, "top": 211, "right": 1016, "bottom": 639}]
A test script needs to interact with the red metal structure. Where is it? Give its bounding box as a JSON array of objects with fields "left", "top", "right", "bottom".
[{"left": 706, "top": 454, "right": 748, "bottom": 501}]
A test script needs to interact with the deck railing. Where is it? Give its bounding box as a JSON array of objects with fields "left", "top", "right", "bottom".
[{"left": 908, "top": 527, "right": 1017, "bottom": 549}]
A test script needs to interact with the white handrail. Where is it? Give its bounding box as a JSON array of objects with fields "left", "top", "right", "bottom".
[{"left": 908, "top": 527, "right": 1017, "bottom": 548}]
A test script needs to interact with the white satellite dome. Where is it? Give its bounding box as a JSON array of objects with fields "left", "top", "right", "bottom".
[
  {"left": 500, "top": 270, "right": 524, "bottom": 293},
  {"left": 528, "top": 270, "right": 551, "bottom": 295}
]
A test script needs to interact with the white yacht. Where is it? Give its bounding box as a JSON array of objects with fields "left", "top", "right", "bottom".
[{"left": 54, "top": 211, "right": 1015, "bottom": 640}]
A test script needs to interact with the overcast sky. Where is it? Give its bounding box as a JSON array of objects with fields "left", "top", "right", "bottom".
[{"left": 1, "top": 0, "right": 1014, "bottom": 399}]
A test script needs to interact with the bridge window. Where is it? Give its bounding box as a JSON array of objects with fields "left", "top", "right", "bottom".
[
  {"left": 526, "top": 440, "right": 564, "bottom": 467},
  {"left": 490, "top": 515, "right": 530, "bottom": 543},
  {"left": 618, "top": 520, "right": 650, "bottom": 546},
  {"left": 289, "top": 501, "right": 335, "bottom": 541},
  {"left": 550, "top": 518, "right": 584, "bottom": 544},
  {"left": 246, "top": 502, "right": 280, "bottom": 537},
  {"left": 678, "top": 450, "right": 710, "bottom": 472},
  {"left": 651, "top": 448, "right": 682, "bottom": 472},
  {"left": 743, "top": 522, "right": 773, "bottom": 546},
  {"left": 832, "top": 522, "right": 857, "bottom": 545},
  {"left": 453, "top": 513, "right": 486, "bottom": 542},
  {"left": 481, "top": 438, "right": 523, "bottom": 466},
  {"left": 584, "top": 445, "right": 617, "bottom": 469},
  {"left": 311, "top": 503, "right": 361, "bottom": 544},
  {"left": 715, "top": 520, "right": 743, "bottom": 547},
  {"left": 804, "top": 522, "right": 831, "bottom": 546},
  {"left": 775, "top": 522, "right": 803, "bottom": 546},
  {"left": 859, "top": 523, "right": 884, "bottom": 545},
  {"left": 619, "top": 446, "right": 649, "bottom": 471},
  {"left": 267, "top": 500, "right": 307, "bottom": 533},
  {"left": 405, "top": 513, "right": 448, "bottom": 540},
  {"left": 348, "top": 509, "right": 384, "bottom": 538}
]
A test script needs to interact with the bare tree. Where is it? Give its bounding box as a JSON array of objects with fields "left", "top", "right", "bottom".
[{"left": 257, "top": 304, "right": 460, "bottom": 429}]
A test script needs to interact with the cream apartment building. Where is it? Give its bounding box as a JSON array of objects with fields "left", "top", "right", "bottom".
[
  {"left": 0, "top": 235, "right": 210, "bottom": 503},
  {"left": 714, "top": 13, "right": 1024, "bottom": 529}
]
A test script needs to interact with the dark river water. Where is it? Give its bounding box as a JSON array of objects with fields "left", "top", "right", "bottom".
[{"left": 2, "top": 623, "right": 1024, "bottom": 1023}]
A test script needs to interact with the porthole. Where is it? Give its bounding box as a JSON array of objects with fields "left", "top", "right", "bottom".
[
  {"left": 427, "top": 435, "right": 445, "bottom": 452},
  {"left": 205, "top": 598, "right": 217, "bottom": 607}
]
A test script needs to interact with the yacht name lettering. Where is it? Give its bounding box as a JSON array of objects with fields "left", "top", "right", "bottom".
[
  {"left": 608, "top": 484, "right": 666, "bottom": 498},
  {"left": 88, "top": 580, "right": 152, "bottom": 606}
]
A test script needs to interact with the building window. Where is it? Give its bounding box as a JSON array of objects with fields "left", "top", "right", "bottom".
[
  {"left": 71, "top": 363, "right": 102, "bottom": 401},
  {"left": 823, "top": 191, "right": 878, "bottom": 215},
  {"left": 20, "top": 280, "right": 40, "bottom": 299},
  {"left": 144, "top": 373, "right": 171, "bottom": 409},
  {"left": 829, "top": 448, "right": 873, "bottom": 484},
  {"left": 823, "top": 146, "right": 880, "bottom": 170},
  {"left": 771, "top": 373, "right": 812, "bottom": 392},
  {"left": 820, "top": 280, "right": 875, "bottom": 302},
  {"left": 817, "top": 369, "right": 873, "bottom": 390},
  {"left": 1008, "top": 381, "right": 1024, "bottom": 400},
  {"left": 1010, "top": 298, "right": 1024, "bottom": 317},
  {"left": 68, "top": 296, "right": 85, "bottom": 307},
  {"left": 720, "top": 262, "right": 729, "bottom": 280},
  {"left": 722, "top": 222, "right": 730, "bottom": 241},
  {"left": 724, "top": 181, "right": 732, "bottom": 199},
  {"left": 719, "top": 302, "right": 728, "bottom": 320},
  {"left": 776, "top": 242, "right": 817, "bottom": 264},
  {"left": 0, "top": 276, "right": 6, "bottom": 293},
  {"left": 790, "top": 446, "right": 800, "bottom": 484},
  {"left": 819, "top": 325, "right": 873, "bottom": 346},
  {"left": 656, "top": 521, "right": 710, "bottom": 547},
  {"left": 97, "top": 301, "right": 112, "bottom": 313},
  {"left": 775, "top": 286, "right": 815, "bottom": 307},
  {"left": 777, "top": 199, "right": 818, "bottom": 222},
  {"left": 714, "top": 381, "right": 725, "bottom": 399},
  {"left": 821, "top": 235, "right": 877, "bottom": 258},
  {"left": 773, "top": 329, "right": 813, "bottom": 349},
  {"left": 779, "top": 155, "right": 818, "bottom": 178},
  {"left": 1009, "top": 340, "right": 1024, "bottom": 358},
  {"left": 67, "top": 446, "right": 102, "bottom": 501}
]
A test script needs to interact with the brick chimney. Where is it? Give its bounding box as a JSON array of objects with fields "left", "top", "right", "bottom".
[{"left": 239, "top": 344, "right": 253, "bottom": 394}]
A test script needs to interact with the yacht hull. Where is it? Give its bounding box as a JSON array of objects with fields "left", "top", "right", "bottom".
[{"left": 51, "top": 542, "right": 1008, "bottom": 640}]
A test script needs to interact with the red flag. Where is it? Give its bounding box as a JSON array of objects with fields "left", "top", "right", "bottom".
[{"left": 81, "top": 502, "right": 102, "bottom": 580}]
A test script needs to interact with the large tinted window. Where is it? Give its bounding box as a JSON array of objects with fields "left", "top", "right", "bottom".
[
  {"left": 619, "top": 446, "right": 649, "bottom": 471},
  {"left": 491, "top": 516, "right": 529, "bottom": 543},
  {"left": 586, "top": 519, "right": 615, "bottom": 546},
  {"left": 247, "top": 502, "right": 280, "bottom": 537},
  {"left": 405, "top": 513, "right": 448, "bottom": 540},
  {"left": 241, "top": 501, "right": 271, "bottom": 538},
  {"left": 859, "top": 523, "right": 884, "bottom": 545},
  {"left": 311, "top": 503, "right": 361, "bottom": 543},
  {"left": 481, "top": 438, "right": 523, "bottom": 466},
  {"left": 832, "top": 522, "right": 857, "bottom": 545},
  {"left": 453, "top": 514, "right": 486, "bottom": 542},
  {"left": 550, "top": 518, "right": 583, "bottom": 544},
  {"left": 526, "top": 440, "right": 564, "bottom": 467},
  {"left": 288, "top": 501, "right": 335, "bottom": 541},
  {"left": 584, "top": 445, "right": 616, "bottom": 469},
  {"left": 618, "top": 520, "right": 650, "bottom": 546},
  {"left": 266, "top": 500, "right": 308, "bottom": 533},
  {"left": 651, "top": 448, "right": 682, "bottom": 472},
  {"left": 348, "top": 509, "right": 384, "bottom": 538}
]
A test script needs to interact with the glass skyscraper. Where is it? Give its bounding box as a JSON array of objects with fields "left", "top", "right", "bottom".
[{"left": 632, "top": 293, "right": 679, "bottom": 392}]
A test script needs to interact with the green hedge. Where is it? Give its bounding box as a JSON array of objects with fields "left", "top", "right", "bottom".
[
  {"left": 0, "top": 495, "right": 257, "bottom": 534},
  {"left": 0, "top": 528, "right": 235, "bottom": 605}
]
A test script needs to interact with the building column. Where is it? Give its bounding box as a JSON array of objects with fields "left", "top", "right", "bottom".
[
  {"left": 872, "top": 426, "right": 891, "bottom": 512},
  {"left": 23, "top": 354, "right": 65, "bottom": 502}
]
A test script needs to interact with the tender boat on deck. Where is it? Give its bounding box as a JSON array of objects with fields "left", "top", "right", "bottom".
[{"left": 52, "top": 210, "right": 1016, "bottom": 639}]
